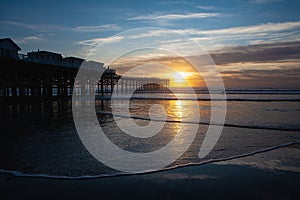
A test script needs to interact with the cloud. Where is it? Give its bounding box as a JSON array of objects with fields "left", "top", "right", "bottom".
[
  {"left": 0, "top": 20, "right": 121, "bottom": 33},
  {"left": 197, "top": 5, "right": 216, "bottom": 10},
  {"left": 74, "top": 22, "right": 300, "bottom": 70},
  {"left": 124, "top": 21, "right": 300, "bottom": 51},
  {"left": 109, "top": 39, "right": 300, "bottom": 88},
  {"left": 24, "top": 36, "right": 42, "bottom": 41},
  {"left": 128, "top": 12, "right": 220, "bottom": 21},
  {"left": 16, "top": 35, "right": 43, "bottom": 44},
  {"left": 134, "top": 21, "right": 300, "bottom": 37},
  {"left": 0, "top": 20, "right": 66, "bottom": 32},
  {"left": 122, "top": 21, "right": 300, "bottom": 39},
  {"left": 156, "top": 1, "right": 194, "bottom": 6},
  {"left": 77, "top": 36, "right": 124, "bottom": 46},
  {"left": 198, "top": 21, "right": 300, "bottom": 35},
  {"left": 199, "top": 40, "right": 300, "bottom": 88},
  {"left": 219, "top": 65, "right": 300, "bottom": 89},
  {"left": 0, "top": 21, "right": 36, "bottom": 29},
  {"left": 210, "top": 41, "right": 300, "bottom": 64},
  {"left": 250, "top": 0, "right": 282, "bottom": 4},
  {"left": 71, "top": 24, "right": 120, "bottom": 32}
]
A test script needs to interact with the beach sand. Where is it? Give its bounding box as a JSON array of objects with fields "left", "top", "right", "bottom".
[{"left": 1, "top": 144, "right": 299, "bottom": 200}]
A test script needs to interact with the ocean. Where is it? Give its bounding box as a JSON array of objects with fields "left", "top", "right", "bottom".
[{"left": 0, "top": 89, "right": 300, "bottom": 178}]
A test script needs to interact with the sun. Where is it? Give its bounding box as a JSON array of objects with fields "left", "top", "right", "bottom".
[
  {"left": 170, "top": 72, "right": 193, "bottom": 87},
  {"left": 173, "top": 72, "right": 190, "bottom": 82}
]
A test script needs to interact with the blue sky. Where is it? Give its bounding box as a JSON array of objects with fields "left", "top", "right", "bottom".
[
  {"left": 1, "top": 0, "right": 300, "bottom": 56},
  {"left": 1, "top": 0, "right": 300, "bottom": 88}
]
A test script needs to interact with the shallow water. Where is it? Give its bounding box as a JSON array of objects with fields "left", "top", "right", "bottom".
[{"left": 0, "top": 90, "right": 299, "bottom": 177}]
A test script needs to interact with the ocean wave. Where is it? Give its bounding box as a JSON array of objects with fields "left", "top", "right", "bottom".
[
  {"left": 1, "top": 140, "right": 299, "bottom": 180},
  {"left": 94, "top": 96, "right": 300, "bottom": 102},
  {"left": 97, "top": 111, "right": 300, "bottom": 132}
]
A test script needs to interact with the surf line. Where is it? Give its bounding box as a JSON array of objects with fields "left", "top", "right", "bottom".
[
  {"left": 1, "top": 140, "right": 300, "bottom": 180},
  {"left": 95, "top": 96, "right": 300, "bottom": 102},
  {"left": 97, "top": 111, "right": 300, "bottom": 132}
]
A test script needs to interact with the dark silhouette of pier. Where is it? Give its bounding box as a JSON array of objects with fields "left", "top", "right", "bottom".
[
  {"left": 0, "top": 38, "right": 169, "bottom": 99},
  {"left": 0, "top": 57, "right": 169, "bottom": 99}
]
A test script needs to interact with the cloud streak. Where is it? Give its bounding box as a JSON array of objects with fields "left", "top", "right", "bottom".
[
  {"left": 123, "top": 21, "right": 300, "bottom": 50},
  {"left": 250, "top": 0, "right": 282, "bottom": 4},
  {"left": 15, "top": 35, "right": 44, "bottom": 44},
  {"left": 0, "top": 20, "right": 121, "bottom": 33},
  {"left": 0, "top": 20, "right": 66, "bottom": 32},
  {"left": 210, "top": 41, "right": 300, "bottom": 64},
  {"left": 197, "top": 5, "right": 216, "bottom": 10},
  {"left": 128, "top": 12, "right": 220, "bottom": 20},
  {"left": 77, "top": 36, "right": 124, "bottom": 46},
  {"left": 128, "top": 21, "right": 300, "bottom": 38},
  {"left": 197, "top": 21, "right": 300, "bottom": 35},
  {"left": 71, "top": 24, "right": 121, "bottom": 32}
]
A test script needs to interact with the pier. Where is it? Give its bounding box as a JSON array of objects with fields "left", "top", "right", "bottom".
[
  {"left": 0, "top": 57, "right": 169, "bottom": 99},
  {"left": 0, "top": 38, "right": 169, "bottom": 99}
]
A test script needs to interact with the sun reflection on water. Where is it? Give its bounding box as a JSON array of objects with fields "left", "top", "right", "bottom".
[{"left": 168, "top": 100, "right": 183, "bottom": 121}]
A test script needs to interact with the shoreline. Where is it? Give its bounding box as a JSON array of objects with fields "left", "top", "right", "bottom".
[
  {"left": 1, "top": 144, "right": 299, "bottom": 200},
  {"left": 1, "top": 139, "right": 300, "bottom": 181}
]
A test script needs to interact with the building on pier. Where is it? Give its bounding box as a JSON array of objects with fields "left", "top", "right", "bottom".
[
  {"left": 84, "top": 60, "right": 104, "bottom": 69},
  {"left": 0, "top": 38, "right": 21, "bottom": 59},
  {"left": 105, "top": 66, "right": 116, "bottom": 74},
  {"left": 62, "top": 56, "right": 84, "bottom": 68},
  {"left": 27, "top": 50, "right": 63, "bottom": 65}
]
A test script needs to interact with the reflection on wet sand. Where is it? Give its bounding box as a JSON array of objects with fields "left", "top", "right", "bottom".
[
  {"left": 0, "top": 97, "right": 299, "bottom": 177},
  {"left": 216, "top": 143, "right": 300, "bottom": 173}
]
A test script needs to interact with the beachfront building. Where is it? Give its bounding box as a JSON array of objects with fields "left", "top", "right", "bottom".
[
  {"left": 105, "top": 66, "right": 116, "bottom": 74},
  {"left": 27, "top": 50, "right": 63, "bottom": 65},
  {"left": 83, "top": 60, "right": 105, "bottom": 70},
  {"left": 62, "top": 56, "right": 84, "bottom": 68},
  {"left": 0, "top": 38, "right": 21, "bottom": 59}
]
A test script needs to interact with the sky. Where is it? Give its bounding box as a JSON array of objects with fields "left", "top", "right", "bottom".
[{"left": 1, "top": 0, "right": 300, "bottom": 88}]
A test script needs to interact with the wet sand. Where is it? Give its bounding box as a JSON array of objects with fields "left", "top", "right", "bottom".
[
  {"left": 1, "top": 144, "right": 299, "bottom": 200},
  {"left": 1, "top": 98, "right": 299, "bottom": 199}
]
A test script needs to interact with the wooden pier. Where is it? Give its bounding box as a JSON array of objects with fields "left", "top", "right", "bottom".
[{"left": 0, "top": 58, "right": 169, "bottom": 99}]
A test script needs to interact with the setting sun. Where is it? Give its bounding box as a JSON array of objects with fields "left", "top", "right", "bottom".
[
  {"left": 172, "top": 72, "right": 191, "bottom": 82},
  {"left": 169, "top": 72, "right": 193, "bottom": 87}
]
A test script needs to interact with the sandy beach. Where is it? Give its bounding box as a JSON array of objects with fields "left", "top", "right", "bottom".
[{"left": 1, "top": 143, "right": 300, "bottom": 200}]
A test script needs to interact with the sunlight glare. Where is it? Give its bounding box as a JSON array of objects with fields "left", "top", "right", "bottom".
[{"left": 169, "top": 72, "right": 193, "bottom": 87}]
